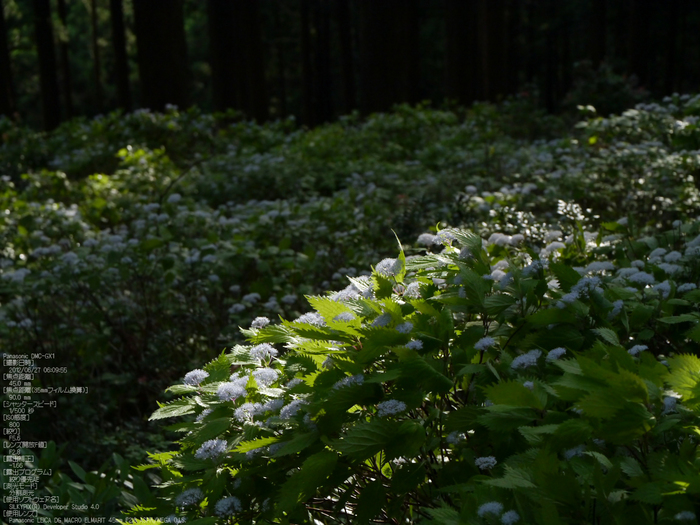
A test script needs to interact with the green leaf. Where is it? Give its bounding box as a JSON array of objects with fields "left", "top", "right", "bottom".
[
  {"left": 518, "top": 424, "right": 559, "bottom": 445},
  {"left": 591, "top": 327, "right": 620, "bottom": 346},
  {"left": 234, "top": 435, "right": 279, "bottom": 453},
  {"left": 657, "top": 314, "right": 699, "bottom": 324},
  {"left": 426, "top": 505, "right": 461, "bottom": 525},
  {"left": 276, "top": 450, "right": 338, "bottom": 514},
  {"left": 550, "top": 262, "right": 584, "bottom": 292},
  {"left": 149, "top": 398, "right": 196, "bottom": 420},
  {"left": 484, "top": 293, "right": 516, "bottom": 315},
  {"left": 483, "top": 380, "right": 545, "bottom": 409},
  {"left": 668, "top": 354, "right": 700, "bottom": 407},
  {"left": 332, "top": 420, "right": 400, "bottom": 460},
  {"left": 478, "top": 406, "right": 539, "bottom": 432},
  {"left": 68, "top": 460, "right": 86, "bottom": 482},
  {"left": 187, "top": 418, "right": 231, "bottom": 446},
  {"left": 355, "top": 479, "right": 387, "bottom": 523},
  {"left": 273, "top": 432, "right": 319, "bottom": 457},
  {"left": 484, "top": 465, "right": 536, "bottom": 489},
  {"left": 549, "top": 419, "right": 592, "bottom": 450}
]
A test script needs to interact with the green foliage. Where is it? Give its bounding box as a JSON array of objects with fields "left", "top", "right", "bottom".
[
  {"left": 128, "top": 220, "right": 700, "bottom": 523},
  {"left": 4, "top": 98, "right": 700, "bottom": 522}
]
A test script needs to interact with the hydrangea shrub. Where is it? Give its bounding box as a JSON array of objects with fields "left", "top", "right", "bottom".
[{"left": 127, "top": 223, "right": 700, "bottom": 523}]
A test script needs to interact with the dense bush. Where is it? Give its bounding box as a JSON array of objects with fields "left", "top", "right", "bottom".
[
  {"left": 129, "top": 221, "right": 700, "bottom": 524},
  {"left": 2, "top": 95, "right": 700, "bottom": 522}
]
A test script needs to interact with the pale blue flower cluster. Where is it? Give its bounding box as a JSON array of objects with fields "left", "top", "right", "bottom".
[
  {"left": 250, "top": 343, "right": 278, "bottom": 362},
  {"left": 477, "top": 501, "right": 504, "bottom": 517},
  {"left": 280, "top": 399, "right": 308, "bottom": 419},
  {"left": 396, "top": 321, "right": 413, "bottom": 333},
  {"left": 628, "top": 344, "right": 648, "bottom": 356},
  {"left": 235, "top": 402, "right": 263, "bottom": 422},
  {"left": 334, "top": 312, "right": 356, "bottom": 322},
  {"left": 678, "top": 283, "right": 698, "bottom": 293},
  {"left": 195, "top": 439, "right": 228, "bottom": 459},
  {"left": 608, "top": 299, "right": 624, "bottom": 320},
  {"left": 474, "top": 456, "right": 497, "bottom": 470},
  {"left": 546, "top": 347, "right": 566, "bottom": 361},
  {"left": 183, "top": 369, "right": 208, "bottom": 386},
  {"left": 175, "top": 487, "right": 203, "bottom": 507},
  {"left": 372, "top": 313, "right": 392, "bottom": 327},
  {"left": 627, "top": 271, "right": 655, "bottom": 285},
  {"left": 215, "top": 496, "right": 242, "bottom": 517},
  {"left": 474, "top": 336, "right": 496, "bottom": 351},
  {"left": 511, "top": 349, "right": 542, "bottom": 369},
  {"left": 406, "top": 339, "right": 423, "bottom": 350},
  {"left": 251, "top": 316, "right": 270, "bottom": 329},
  {"left": 377, "top": 400, "right": 407, "bottom": 417},
  {"left": 674, "top": 511, "right": 696, "bottom": 521},
  {"left": 375, "top": 258, "right": 402, "bottom": 277},
  {"left": 333, "top": 374, "right": 364, "bottom": 389},
  {"left": 253, "top": 368, "right": 279, "bottom": 387},
  {"left": 501, "top": 510, "right": 521, "bottom": 524},
  {"left": 217, "top": 382, "right": 246, "bottom": 401},
  {"left": 295, "top": 312, "right": 326, "bottom": 327}
]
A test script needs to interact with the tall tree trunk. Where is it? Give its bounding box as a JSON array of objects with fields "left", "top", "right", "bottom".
[
  {"left": 273, "top": 7, "right": 287, "bottom": 117},
  {"left": 506, "top": 0, "right": 521, "bottom": 95},
  {"left": 56, "top": 0, "right": 72, "bottom": 118},
  {"left": 33, "top": 0, "right": 62, "bottom": 130},
  {"left": 109, "top": 0, "right": 131, "bottom": 111},
  {"left": 314, "top": 0, "right": 333, "bottom": 124},
  {"left": 628, "top": 0, "right": 651, "bottom": 90},
  {"left": 590, "top": 0, "right": 607, "bottom": 68},
  {"left": 207, "top": 0, "right": 267, "bottom": 121},
  {"left": 445, "top": 0, "right": 478, "bottom": 105},
  {"left": 0, "top": 0, "right": 15, "bottom": 118},
  {"left": 478, "top": 0, "right": 508, "bottom": 101},
  {"left": 358, "top": 0, "right": 420, "bottom": 114},
  {"left": 335, "top": 0, "right": 356, "bottom": 114},
  {"left": 300, "top": 0, "right": 315, "bottom": 126},
  {"left": 238, "top": 1, "right": 268, "bottom": 121},
  {"left": 665, "top": 0, "right": 678, "bottom": 95},
  {"left": 133, "top": 0, "right": 190, "bottom": 111},
  {"left": 543, "top": 0, "right": 558, "bottom": 112},
  {"left": 208, "top": 0, "right": 240, "bottom": 111},
  {"left": 90, "top": 0, "right": 103, "bottom": 112}
]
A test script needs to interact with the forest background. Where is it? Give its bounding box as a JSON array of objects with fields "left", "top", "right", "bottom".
[{"left": 2, "top": 0, "right": 700, "bottom": 130}]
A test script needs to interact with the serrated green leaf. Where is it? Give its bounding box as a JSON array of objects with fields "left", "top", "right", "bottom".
[
  {"left": 149, "top": 398, "right": 196, "bottom": 421},
  {"left": 426, "top": 505, "right": 461, "bottom": 525},
  {"left": 276, "top": 450, "right": 338, "bottom": 514},
  {"left": 484, "top": 465, "right": 536, "bottom": 489},
  {"left": 234, "top": 435, "right": 279, "bottom": 453},
  {"left": 332, "top": 420, "right": 400, "bottom": 460},
  {"left": 484, "top": 293, "right": 516, "bottom": 315},
  {"left": 657, "top": 314, "right": 699, "bottom": 324},
  {"left": 273, "top": 432, "right": 319, "bottom": 457},
  {"left": 483, "top": 380, "right": 545, "bottom": 409},
  {"left": 188, "top": 418, "right": 231, "bottom": 446},
  {"left": 632, "top": 482, "right": 663, "bottom": 504},
  {"left": 550, "top": 262, "right": 584, "bottom": 292},
  {"left": 619, "top": 457, "right": 645, "bottom": 478},
  {"left": 355, "top": 479, "right": 387, "bottom": 523},
  {"left": 518, "top": 424, "right": 559, "bottom": 445},
  {"left": 478, "top": 406, "right": 538, "bottom": 431},
  {"left": 549, "top": 419, "right": 592, "bottom": 450},
  {"left": 668, "top": 354, "right": 700, "bottom": 407},
  {"left": 591, "top": 327, "right": 620, "bottom": 346}
]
